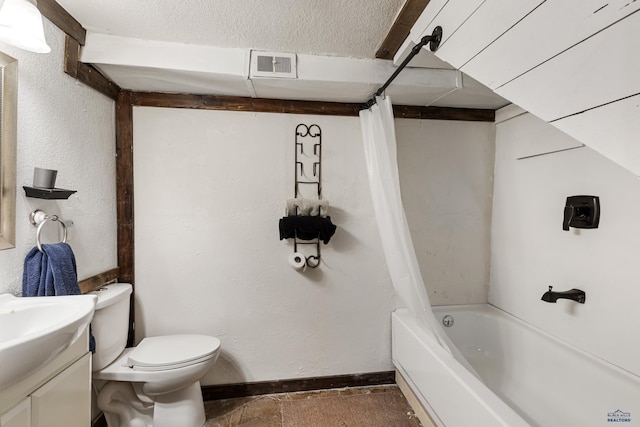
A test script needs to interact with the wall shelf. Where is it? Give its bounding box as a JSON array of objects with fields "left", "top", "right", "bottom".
[{"left": 23, "top": 186, "right": 76, "bottom": 200}]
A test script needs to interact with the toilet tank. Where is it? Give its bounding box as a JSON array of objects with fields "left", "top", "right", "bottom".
[{"left": 89, "top": 283, "right": 133, "bottom": 371}]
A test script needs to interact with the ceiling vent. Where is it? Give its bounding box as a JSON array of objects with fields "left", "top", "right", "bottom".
[{"left": 250, "top": 51, "right": 297, "bottom": 79}]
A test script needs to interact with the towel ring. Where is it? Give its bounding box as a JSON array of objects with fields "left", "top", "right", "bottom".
[{"left": 30, "top": 210, "right": 67, "bottom": 253}]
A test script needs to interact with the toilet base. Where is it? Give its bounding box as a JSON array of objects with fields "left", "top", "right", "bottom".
[
  {"left": 97, "top": 381, "right": 153, "bottom": 427},
  {"left": 97, "top": 381, "right": 205, "bottom": 427},
  {"left": 152, "top": 381, "right": 205, "bottom": 427}
]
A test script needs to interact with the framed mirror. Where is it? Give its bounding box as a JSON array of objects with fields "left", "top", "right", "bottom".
[{"left": 0, "top": 50, "right": 17, "bottom": 250}]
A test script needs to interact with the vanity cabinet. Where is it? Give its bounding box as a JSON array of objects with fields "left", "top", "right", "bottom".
[
  {"left": 30, "top": 353, "right": 91, "bottom": 427},
  {"left": 0, "top": 399, "right": 30, "bottom": 427},
  {"left": 0, "top": 331, "right": 91, "bottom": 427}
]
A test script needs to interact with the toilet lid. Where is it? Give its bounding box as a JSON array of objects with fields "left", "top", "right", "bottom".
[{"left": 127, "top": 335, "right": 220, "bottom": 371}]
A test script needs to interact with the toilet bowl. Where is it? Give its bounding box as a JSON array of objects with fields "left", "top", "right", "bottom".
[{"left": 90, "top": 283, "right": 220, "bottom": 427}]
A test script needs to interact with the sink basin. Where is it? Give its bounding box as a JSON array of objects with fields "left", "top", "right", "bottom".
[{"left": 0, "top": 293, "right": 97, "bottom": 387}]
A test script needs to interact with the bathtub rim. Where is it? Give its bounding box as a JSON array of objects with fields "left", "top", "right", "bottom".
[
  {"left": 432, "top": 303, "right": 640, "bottom": 383},
  {"left": 392, "top": 307, "right": 530, "bottom": 427}
]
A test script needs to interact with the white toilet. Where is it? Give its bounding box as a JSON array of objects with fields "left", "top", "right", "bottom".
[{"left": 90, "top": 283, "right": 220, "bottom": 427}]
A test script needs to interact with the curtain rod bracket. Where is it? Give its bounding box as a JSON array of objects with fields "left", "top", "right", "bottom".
[
  {"left": 361, "top": 26, "right": 443, "bottom": 111},
  {"left": 426, "top": 26, "right": 443, "bottom": 52}
]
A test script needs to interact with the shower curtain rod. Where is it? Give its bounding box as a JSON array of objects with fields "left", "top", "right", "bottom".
[{"left": 362, "top": 26, "right": 443, "bottom": 110}]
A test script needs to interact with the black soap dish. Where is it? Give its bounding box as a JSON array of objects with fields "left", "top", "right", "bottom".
[{"left": 23, "top": 186, "right": 77, "bottom": 200}]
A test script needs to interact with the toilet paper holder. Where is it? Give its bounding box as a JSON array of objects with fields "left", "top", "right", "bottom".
[{"left": 293, "top": 241, "right": 321, "bottom": 268}]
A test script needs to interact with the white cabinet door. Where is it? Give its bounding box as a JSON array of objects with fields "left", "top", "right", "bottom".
[
  {"left": 0, "top": 397, "right": 31, "bottom": 427},
  {"left": 0, "top": 398, "right": 30, "bottom": 427},
  {"left": 30, "top": 354, "right": 91, "bottom": 427}
]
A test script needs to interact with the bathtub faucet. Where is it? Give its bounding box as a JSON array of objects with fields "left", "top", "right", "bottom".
[{"left": 541, "top": 286, "right": 586, "bottom": 304}]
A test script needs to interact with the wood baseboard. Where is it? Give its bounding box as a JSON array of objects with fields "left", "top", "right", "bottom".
[{"left": 201, "top": 371, "right": 395, "bottom": 401}]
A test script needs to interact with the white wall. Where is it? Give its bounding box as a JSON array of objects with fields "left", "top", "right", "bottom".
[
  {"left": 491, "top": 110, "right": 640, "bottom": 376},
  {"left": 133, "top": 107, "right": 494, "bottom": 385},
  {"left": 0, "top": 19, "right": 117, "bottom": 295},
  {"left": 397, "top": 119, "right": 494, "bottom": 305}
]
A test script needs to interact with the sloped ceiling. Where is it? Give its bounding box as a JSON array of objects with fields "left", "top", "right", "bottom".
[
  {"left": 400, "top": 0, "right": 640, "bottom": 175},
  {"left": 54, "top": 0, "right": 507, "bottom": 109}
]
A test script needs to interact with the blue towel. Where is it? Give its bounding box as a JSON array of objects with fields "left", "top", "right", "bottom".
[
  {"left": 23, "top": 243, "right": 96, "bottom": 352},
  {"left": 23, "top": 243, "right": 78, "bottom": 297}
]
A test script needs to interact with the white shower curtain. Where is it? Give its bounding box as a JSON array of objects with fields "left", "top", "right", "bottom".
[
  {"left": 359, "top": 95, "right": 446, "bottom": 346},
  {"left": 359, "top": 97, "right": 487, "bottom": 378}
]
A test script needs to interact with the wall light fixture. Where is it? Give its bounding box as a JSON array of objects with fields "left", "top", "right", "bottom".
[{"left": 0, "top": 0, "right": 50, "bottom": 53}]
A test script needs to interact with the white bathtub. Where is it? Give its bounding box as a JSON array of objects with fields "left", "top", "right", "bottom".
[{"left": 392, "top": 305, "right": 640, "bottom": 427}]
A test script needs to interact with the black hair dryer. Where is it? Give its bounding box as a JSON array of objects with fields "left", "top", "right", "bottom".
[{"left": 563, "top": 195, "right": 600, "bottom": 231}]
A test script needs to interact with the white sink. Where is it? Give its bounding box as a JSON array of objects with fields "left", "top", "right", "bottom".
[{"left": 0, "top": 293, "right": 97, "bottom": 387}]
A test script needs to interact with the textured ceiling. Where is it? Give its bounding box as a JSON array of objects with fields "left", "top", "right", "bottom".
[
  {"left": 55, "top": 0, "right": 406, "bottom": 59},
  {"left": 53, "top": 0, "right": 507, "bottom": 108}
]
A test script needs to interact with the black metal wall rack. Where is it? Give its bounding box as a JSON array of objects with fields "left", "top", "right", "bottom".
[{"left": 293, "top": 123, "right": 322, "bottom": 268}]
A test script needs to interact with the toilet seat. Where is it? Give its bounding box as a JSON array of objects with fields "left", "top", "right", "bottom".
[
  {"left": 128, "top": 335, "right": 221, "bottom": 372},
  {"left": 94, "top": 334, "right": 221, "bottom": 382}
]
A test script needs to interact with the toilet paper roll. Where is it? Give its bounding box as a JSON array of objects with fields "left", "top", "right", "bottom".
[{"left": 288, "top": 252, "right": 306, "bottom": 270}]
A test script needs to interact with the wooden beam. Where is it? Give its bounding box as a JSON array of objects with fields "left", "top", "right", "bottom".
[
  {"left": 376, "top": 0, "right": 430, "bottom": 60},
  {"left": 77, "top": 63, "right": 120, "bottom": 101},
  {"left": 116, "top": 91, "right": 134, "bottom": 286},
  {"left": 116, "top": 91, "right": 135, "bottom": 347},
  {"left": 393, "top": 105, "right": 495, "bottom": 122},
  {"left": 132, "top": 92, "right": 494, "bottom": 122},
  {"left": 132, "top": 92, "right": 363, "bottom": 116},
  {"left": 78, "top": 267, "right": 119, "bottom": 294},
  {"left": 45, "top": 8, "right": 120, "bottom": 101},
  {"left": 63, "top": 32, "right": 120, "bottom": 100},
  {"left": 63, "top": 35, "right": 79, "bottom": 78},
  {"left": 37, "top": 0, "right": 86, "bottom": 45}
]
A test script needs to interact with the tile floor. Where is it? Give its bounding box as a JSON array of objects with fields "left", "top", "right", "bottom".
[{"left": 204, "top": 385, "right": 422, "bottom": 427}]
